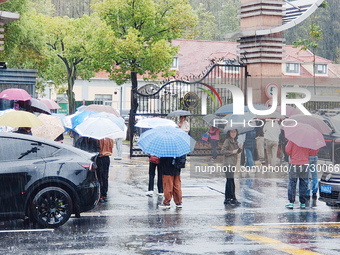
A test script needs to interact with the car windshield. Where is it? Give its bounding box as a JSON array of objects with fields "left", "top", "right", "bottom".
[{"left": 329, "top": 117, "right": 340, "bottom": 132}]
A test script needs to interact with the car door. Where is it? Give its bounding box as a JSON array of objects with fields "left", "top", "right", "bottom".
[{"left": 0, "top": 137, "right": 46, "bottom": 216}]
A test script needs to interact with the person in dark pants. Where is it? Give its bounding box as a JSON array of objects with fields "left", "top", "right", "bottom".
[
  {"left": 285, "top": 140, "right": 318, "bottom": 209},
  {"left": 158, "top": 157, "right": 183, "bottom": 209},
  {"left": 96, "top": 138, "right": 114, "bottom": 203},
  {"left": 221, "top": 129, "right": 242, "bottom": 206},
  {"left": 146, "top": 156, "right": 163, "bottom": 197},
  {"left": 243, "top": 129, "right": 256, "bottom": 168}
]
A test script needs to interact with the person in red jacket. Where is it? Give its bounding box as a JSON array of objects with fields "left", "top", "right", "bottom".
[{"left": 285, "top": 140, "right": 318, "bottom": 209}]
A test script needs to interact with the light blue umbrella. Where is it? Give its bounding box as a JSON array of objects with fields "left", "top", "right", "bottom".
[
  {"left": 137, "top": 126, "right": 196, "bottom": 157},
  {"left": 71, "top": 110, "right": 96, "bottom": 129}
]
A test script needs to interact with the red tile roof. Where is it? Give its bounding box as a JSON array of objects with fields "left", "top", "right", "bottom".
[{"left": 92, "top": 39, "right": 338, "bottom": 80}]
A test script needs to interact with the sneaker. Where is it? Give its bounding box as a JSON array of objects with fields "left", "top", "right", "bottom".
[
  {"left": 145, "top": 191, "right": 153, "bottom": 197},
  {"left": 176, "top": 203, "right": 182, "bottom": 208},
  {"left": 114, "top": 157, "right": 122, "bottom": 160},
  {"left": 99, "top": 197, "right": 107, "bottom": 203},
  {"left": 285, "top": 203, "right": 294, "bottom": 209},
  {"left": 158, "top": 204, "right": 170, "bottom": 209},
  {"left": 224, "top": 199, "right": 231, "bottom": 205},
  {"left": 211, "top": 158, "right": 216, "bottom": 162},
  {"left": 300, "top": 203, "right": 306, "bottom": 209},
  {"left": 158, "top": 193, "right": 164, "bottom": 197},
  {"left": 230, "top": 199, "right": 241, "bottom": 206}
]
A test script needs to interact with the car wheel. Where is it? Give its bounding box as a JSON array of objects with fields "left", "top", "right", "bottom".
[{"left": 31, "top": 187, "right": 73, "bottom": 228}]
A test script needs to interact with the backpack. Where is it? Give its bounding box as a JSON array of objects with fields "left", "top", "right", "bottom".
[{"left": 174, "top": 155, "right": 187, "bottom": 169}]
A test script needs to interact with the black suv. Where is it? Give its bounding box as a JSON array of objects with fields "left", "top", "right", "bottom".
[
  {"left": 0, "top": 133, "right": 100, "bottom": 228},
  {"left": 318, "top": 116, "right": 340, "bottom": 205}
]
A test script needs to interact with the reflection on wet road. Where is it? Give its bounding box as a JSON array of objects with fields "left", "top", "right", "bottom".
[{"left": 1, "top": 155, "right": 340, "bottom": 254}]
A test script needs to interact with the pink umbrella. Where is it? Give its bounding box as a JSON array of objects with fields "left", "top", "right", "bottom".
[
  {"left": 0, "top": 88, "right": 31, "bottom": 101},
  {"left": 283, "top": 123, "right": 326, "bottom": 150},
  {"left": 38, "top": 98, "right": 61, "bottom": 110},
  {"left": 288, "top": 114, "right": 332, "bottom": 134},
  {"left": 276, "top": 105, "right": 302, "bottom": 117},
  {"left": 78, "top": 104, "right": 120, "bottom": 117}
]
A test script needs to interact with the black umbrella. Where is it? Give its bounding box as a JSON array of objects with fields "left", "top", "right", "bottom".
[
  {"left": 29, "top": 98, "right": 51, "bottom": 114},
  {"left": 18, "top": 98, "right": 51, "bottom": 114}
]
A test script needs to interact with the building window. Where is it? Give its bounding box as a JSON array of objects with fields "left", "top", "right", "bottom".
[
  {"left": 171, "top": 57, "right": 178, "bottom": 69},
  {"left": 285, "top": 63, "right": 300, "bottom": 74},
  {"left": 315, "top": 64, "right": 327, "bottom": 74},
  {"left": 95, "top": 94, "right": 112, "bottom": 104}
]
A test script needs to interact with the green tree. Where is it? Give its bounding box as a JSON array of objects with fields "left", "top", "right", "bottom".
[
  {"left": 189, "top": 0, "right": 240, "bottom": 41},
  {"left": 1, "top": 0, "right": 110, "bottom": 114},
  {"left": 285, "top": 0, "right": 339, "bottom": 62},
  {"left": 0, "top": 0, "right": 54, "bottom": 95},
  {"left": 293, "top": 1, "right": 328, "bottom": 95},
  {"left": 191, "top": 3, "right": 216, "bottom": 40},
  {"left": 43, "top": 14, "right": 111, "bottom": 113},
  {"left": 92, "top": 0, "right": 197, "bottom": 139}
]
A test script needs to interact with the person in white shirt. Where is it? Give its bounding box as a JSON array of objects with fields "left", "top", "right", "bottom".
[
  {"left": 263, "top": 119, "right": 281, "bottom": 167},
  {"left": 178, "top": 116, "right": 190, "bottom": 133}
]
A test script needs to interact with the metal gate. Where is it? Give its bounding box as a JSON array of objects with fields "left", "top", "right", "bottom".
[{"left": 130, "top": 59, "right": 248, "bottom": 157}]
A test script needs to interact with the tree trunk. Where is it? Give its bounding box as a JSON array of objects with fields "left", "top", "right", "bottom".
[
  {"left": 128, "top": 72, "right": 138, "bottom": 157},
  {"left": 67, "top": 64, "right": 77, "bottom": 114}
]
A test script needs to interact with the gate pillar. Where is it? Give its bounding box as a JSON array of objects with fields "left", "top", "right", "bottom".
[{"left": 239, "top": 0, "right": 284, "bottom": 105}]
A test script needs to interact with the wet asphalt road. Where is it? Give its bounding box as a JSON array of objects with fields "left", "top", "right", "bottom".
[{"left": 1, "top": 145, "right": 340, "bottom": 254}]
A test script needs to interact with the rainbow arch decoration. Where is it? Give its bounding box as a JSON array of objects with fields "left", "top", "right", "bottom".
[{"left": 197, "top": 83, "right": 222, "bottom": 107}]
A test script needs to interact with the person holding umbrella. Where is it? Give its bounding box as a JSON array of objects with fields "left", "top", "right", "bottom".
[
  {"left": 137, "top": 126, "right": 196, "bottom": 209},
  {"left": 178, "top": 116, "right": 190, "bottom": 134},
  {"left": 221, "top": 129, "right": 242, "bottom": 206},
  {"left": 97, "top": 138, "right": 114, "bottom": 203},
  {"left": 158, "top": 156, "right": 184, "bottom": 209},
  {"left": 283, "top": 123, "right": 325, "bottom": 209},
  {"left": 285, "top": 140, "right": 318, "bottom": 209}
]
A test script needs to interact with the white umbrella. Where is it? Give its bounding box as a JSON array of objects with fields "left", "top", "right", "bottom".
[
  {"left": 91, "top": 112, "right": 126, "bottom": 131},
  {"left": 74, "top": 117, "right": 126, "bottom": 140},
  {"left": 0, "top": 109, "right": 15, "bottom": 132},
  {"left": 135, "top": 117, "right": 178, "bottom": 128},
  {"left": 167, "top": 110, "right": 191, "bottom": 117}
]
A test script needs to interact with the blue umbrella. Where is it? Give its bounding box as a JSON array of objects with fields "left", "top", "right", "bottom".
[
  {"left": 137, "top": 126, "right": 196, "bottom": 157},
  {"left": 71, "top": 110, "right": 96, "bottom": 129}
]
